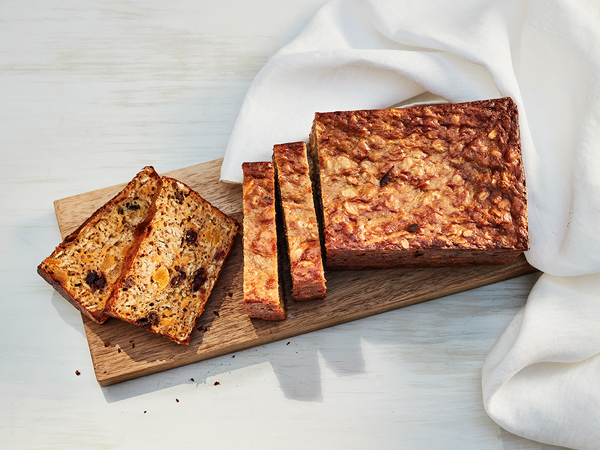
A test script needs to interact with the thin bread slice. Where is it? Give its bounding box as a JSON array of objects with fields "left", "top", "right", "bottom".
[
  {"left": 37, "top": 166, "right": 161, "bottom": 323},
  {"left": 242, "top": 162, "right": 286, "bottom": 320},
  {"left": 105, "top": 176, "right": 239, "bottom": 344},
  {"left": 272, "top": 142, "right": 326, "bottom": 301}
]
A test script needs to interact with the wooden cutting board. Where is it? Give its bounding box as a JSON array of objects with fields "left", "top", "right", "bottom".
[{"left": 53, "top": 159, "right": 537, "bottom": 386}]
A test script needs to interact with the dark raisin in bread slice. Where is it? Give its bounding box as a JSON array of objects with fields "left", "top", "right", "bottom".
[
  {"left": 105, "top": 176, "right": 239, "bottom": 344},
  {"left": 273, "top": 142, "right": 326, "bottom": 301},
  {"left": 37, "top": 166, "right": 162, "bottom": 323},
  {"left": 242, "top": 162, "right": 286, "bottom": 320}
]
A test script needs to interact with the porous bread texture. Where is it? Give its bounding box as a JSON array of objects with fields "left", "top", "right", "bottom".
[
  {"left": 105, "top": 176, "right": 239, "bottom": 344},
  {"left": 309, "top": 97, "right": 529, "bottom": 269},
  {"left": 242, "top": 162, "right": 286, "bottom": 320},
  {"left": 272, "top": 142, "right": 326, "bottom": 301},
  {"left": 37, "top": 166, "right": 161, "bottom": 323}
]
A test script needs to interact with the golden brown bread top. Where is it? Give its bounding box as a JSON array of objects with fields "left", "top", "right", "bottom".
[
  {"left": 272, "top": 142, "right": 326, "bottom": 300},
  {"left": 242, "top": 162, "right": 285, "bottom": 320},
  {"left": 242, "top": 162, "right": 278, "bottom": 260},
  {"left": 309, "top": 97, "right": 528, "bottom": 253}
]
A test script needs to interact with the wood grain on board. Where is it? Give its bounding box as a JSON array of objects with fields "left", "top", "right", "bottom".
[{"left": 53, "top": 158, "right": 537, "bottom": 386}]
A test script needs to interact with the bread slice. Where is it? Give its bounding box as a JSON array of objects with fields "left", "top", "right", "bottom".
[
  {"left": 105, "top": 176, "right": 239, "bottom": 344},
  {"left": 37, "top": 166, "right": 161, "bottom": 323},
  {"left": 272, "top": 142, "right": 326, "bottom": 301},
  {"left": 242, "top": 162, "right": 286, "bottom": 320},
  {"left": 309, "top": 97, "right": 529, "bottom": 269}
]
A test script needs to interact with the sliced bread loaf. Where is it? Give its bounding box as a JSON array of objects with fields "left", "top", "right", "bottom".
[{"left": 309, "top": 98, "right": 529, "bottom": 269}]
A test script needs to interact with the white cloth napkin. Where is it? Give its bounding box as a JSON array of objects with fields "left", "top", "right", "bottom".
[{"left": 221, "top": 0, "right": 600, "bottom": 447}]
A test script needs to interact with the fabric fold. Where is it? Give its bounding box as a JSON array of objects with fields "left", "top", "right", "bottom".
[{"left": 483, "top": 273, "right": 600, "bottom": 449}]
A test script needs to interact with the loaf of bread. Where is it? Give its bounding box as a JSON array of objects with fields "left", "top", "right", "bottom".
[
  {"left": 242, "top": 162, "right": 286, "bottom": 320},
  {"left": 105, "top": 176, "right": 239, "bottom": 344},
  {"left": 37, "top": 166, "right": 162, "bottom": 323},
  {"left": 272, "top": 142, "right": 326, "bottom": 301},
  {"left": 309, "top": 97, "right": 529, "bottom": 269}
]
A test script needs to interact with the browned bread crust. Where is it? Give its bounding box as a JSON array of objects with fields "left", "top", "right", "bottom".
[
  {"left": 273, "top": 142, "right": 326, "bottom": 301},
  {"left": 105, "top": 176, "right": 239, "bottom": 344},
  {"left": 309, "top": 97, "right": 529, "bottom": 270},
  {"left": 242, "top": 162, "right": 286, "bottom": 320},
  {"left": 37, "top": 166, "right": 162, "bottom": 323}
]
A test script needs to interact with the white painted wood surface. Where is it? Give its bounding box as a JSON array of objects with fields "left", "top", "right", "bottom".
[{"left": 0, "top": 1, "right": 567, "bottom": 449}]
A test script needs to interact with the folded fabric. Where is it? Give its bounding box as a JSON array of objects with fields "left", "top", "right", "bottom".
[
  {"left": 221, "top": 0, "right": 600, "bottom": 448},
  {"left": 484, "top": 272, "right": 600, "bottom": 449}
]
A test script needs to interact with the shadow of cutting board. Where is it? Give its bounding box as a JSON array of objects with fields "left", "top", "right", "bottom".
[{"left": 53, "top": 158, "right": 537, "bottom": 386}]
